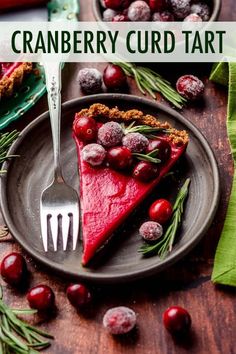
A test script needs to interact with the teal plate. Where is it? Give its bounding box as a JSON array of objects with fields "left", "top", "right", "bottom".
[{"left": 0, "top": 0, "right": 79, "bottom": 130}]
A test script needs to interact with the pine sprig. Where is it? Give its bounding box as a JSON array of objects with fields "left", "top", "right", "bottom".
[
  {"left": 113, "top": 62, "right": 187, "bottom": 109},
  {"left": 139, "top": 178, "right": 191, "bottom": 258},
  {"left": 133, "top": 149, "right": 161, "bottom": 164},
  {"left": 122, "top": 122, "right": 169, "bottom": 136},
  {"left": 0, "top": 130, "right": 19, "bottom": 174},
  {"left": 0, "top": 286, "right": 53, "bottom": 353}
]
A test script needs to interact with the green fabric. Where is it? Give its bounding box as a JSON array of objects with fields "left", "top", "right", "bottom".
[{"left": 210, "top": 61, "right": 236, "bottom": 286}]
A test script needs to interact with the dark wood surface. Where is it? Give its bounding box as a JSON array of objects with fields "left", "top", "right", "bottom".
[{"left": 1, "top": 1, "right": 236, "bottom": 353}]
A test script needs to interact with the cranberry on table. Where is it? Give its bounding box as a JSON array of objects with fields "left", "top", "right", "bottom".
[
  {"left": 149, "top": 0, "right": 166, "bottom": 13},
  {"left": 149, "top": 199, "right": 173, "bottom": 224},
  {"left": 122, "top": 132, "right": 148, "bottom": 153},
  {"left": 169, "top": 0, "right": 191, "bottom": 19},
  {"left": 107, "top": 146, "right": 133, "bottom": 170},
  {"left": 66, "top": 284, "right": 92, "bottom": 309},
  {"left": 103, "top": 306, "right": 136, "bottom": 335},
  {"left": 163, "top": 306, "right": 191, "bottom": 334},
  {"left": 128, "top": 0, "right": 151, "bottom": 21},
  {"left": 176, "top": 75, "right": 205, "bottom": 101},
  {"left": 0, "top": 252, "right": 27, "bottom": 286},
  {"left": 98, "top": 121, "right": 124, "bottom": 147},
  {"left": 139, "top": 221, "right": 163, "bottom": 242},
  {"left": 112, "top": 13, "right": 129, "bottom": 21},
  {"left": 82, "top": 143, "right": 106, "bottom": 166},
  {"left": 103, "top": 64, "right": 127, "bottom": 91},
  {"left": 27, "top": 285, "right": 55, "bottom": 311},
  {"left": 133, "top": 161, "right": 158, "bottom": 182},
  {"left": 152, "top": 10, "right": 174, "bottom": 21},
  {"left": 146, "top": 138, "right": 171, "bottom": 163},
  {"left": 77, "top": 68, "right": 102, "bottom": 94},
  {"left": 190, "top": 2, "right": 210, "bottom": 21},
  {"left": 73, "top": 116, "right": 97, "bottom": 142}
]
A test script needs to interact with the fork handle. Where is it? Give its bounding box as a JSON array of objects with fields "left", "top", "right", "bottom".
[{"left": 44, "top": 61, "right": 63, "bottom": 182}]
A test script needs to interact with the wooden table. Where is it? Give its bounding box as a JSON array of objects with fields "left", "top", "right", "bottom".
[{"left": 1, "top": 2, "right": 236, "bottom": 353}]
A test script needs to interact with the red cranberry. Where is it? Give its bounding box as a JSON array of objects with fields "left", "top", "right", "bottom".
[
  {"left": 73, "top": 116, "right": 97, "bottom": 142},
  {"left": 149, "top": 199, "right": 173, "bottom": 224},
  {"left": 128, "top": 0, "right": 151, "bottom": 21},
  {"left": 152, "top": 10, "right": 174, "bottom": 21},
  {"left": 163, "top": 306, "right": 191, "bottom": 334},
  {"left": 112, "top": 13, "right": 129, "bottom": 21},
  {"left": 176, "top": 75, "right": 204, "bottom": 101},
  {"left": 139, "top": 221, "right": 163, "bottom": 242},
  {"left": 104, "top": 0, "right": 131, "bottom": 10},
  {"left": 66, "top": 284, "right": 92, "bottom": 309},
  {"left": 1, "top": 253, "right": 27, "bottom": 286},
  {"left": 107, "top": 146, "right": 133, "bottom": 170},
  {"left": 133, "top": 161, "right": 158, "bottom": 182},
  {"left": 146, "top": 138, "right": 171, "bottom": 163},
  {"left": 103, "top": 64, "right": 127, "bottom": 90},
  {"left": 149, "top": 0, "right": 166, "bottom": 12},
  {"left": 103, "top": 306, "right": 136, "bottom": 335},
  {"left": 27, "top": 285, "right": 55, "bottom": 311}
]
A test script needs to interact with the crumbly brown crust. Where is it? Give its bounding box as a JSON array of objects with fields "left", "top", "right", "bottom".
[
  {"left": 0, "top": 62, "right": 32, "bottom": 99},
  {"left": 76, "top": 103, "right": 189, "bottom": 145}
]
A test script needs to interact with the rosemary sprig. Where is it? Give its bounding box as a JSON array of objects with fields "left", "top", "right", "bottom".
[
  {"left": 139, "top": 178, "right": 191, "bottom": 258},
  {"left": 0, "top": 130, "right": 19, "bottom": 174},
  {"left": 0, "top": 286, "right": 53, "bottom": 353},
  {"left": 113, "top": 62, "right": 187, "bottom": 109},
  {"left": 133, "top": 149, "right": 161, "bottom": 164},
  {"left": 122, "top": 122, "right": 169, "bottom": 136}
]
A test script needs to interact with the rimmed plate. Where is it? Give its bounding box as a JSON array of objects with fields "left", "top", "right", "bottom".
[{"left": 0, "top": 94, "right": 220, "bottom": 283}]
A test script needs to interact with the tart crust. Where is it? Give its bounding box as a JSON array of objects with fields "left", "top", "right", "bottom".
[{"left": 0, "top": 62, "right": 33, "bottom": 99}]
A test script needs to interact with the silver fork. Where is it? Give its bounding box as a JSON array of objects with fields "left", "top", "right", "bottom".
[{"left": 40, "top": 61, "right": 79, "bottom": 252}]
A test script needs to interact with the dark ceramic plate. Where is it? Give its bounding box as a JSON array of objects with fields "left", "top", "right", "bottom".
[{"left": 0, "top": 94, "right": 220, "bottom": 283}]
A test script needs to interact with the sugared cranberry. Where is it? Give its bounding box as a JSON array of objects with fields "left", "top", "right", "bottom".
[
  {"left": 139, "top": 221, "right": 163, "bottom": 242},
  {"left": 104, "top": 0, "right": 131, "bottom": 10},
  {"left": 190, "top": 2, "right": 210, "bottom": 21},
  {"left": 103, "top": 306, "right": 136, "bottom": 335},
  {"left": 103, "top": 64, "right": 127, "bottom": 90},
  {"left": 146, "top": 138, "right": 171, "bottom": 163},
  {"left": 149, "top": 0, "right": 166, "bottom": 12},
  {"left": 98, "top": 121, "right": 124, "bottom": 147},
  {"left": 184, "top": 13, "right": 202, "bottom": 22},
  {"left": 169, "top": 0, "right": 191, "bottom": 19},
  {"left": 1, "top": 252, "right": 27, "bottom": 286},
  {"left": 112, "top": 13, "right": 129, "bottom": 21},
  {"left": 149, "top": 199, "right": 173, "bottom": 224},
  {"left": 103, "top": 8, "right": 119, "bottom": 21},
  {"left": 107, "top": 146, "right": 133, "bottom": 170},
  {"left": 77, "top": 68, "right": 102, "bottom": 94},
  {"left": 176, "top": 75, "right": 205, "bottom": 101},
  {"left": 66, "top": 284, "right": 92, "bottom": 309},
  {"left": 163, "top": 306, "right": 191, "bottom": 334},
  {"left": 152, "top": 10, "right": 174, "bottom": 21},
  {"left": 122, "top": 132, "right": 149, "bottom": 153},
  {"left": 27, "top": 285, "right": 55, "bottom": 311},
  {"left": 82, "top": 143, "right": 106, "bottom": 166},
  {"left": 133, "top": 161, "right": 158, "bottom": 182},
  {"left": 73, "top": 116, "right": 97, "bottom": 142},
  {"left": 128, "top": 1, "right": 151, "bottom": 21}
]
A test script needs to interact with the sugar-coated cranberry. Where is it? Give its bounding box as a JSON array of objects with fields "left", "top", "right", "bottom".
[
  {"left": 112, "top": 13, "right": 129, "bottom": 21},
  {"left": 176, "top": 75, "right": 205, "bottom": 101},
  {"left": 133, "top": 161, "right": 158, "bottom": 182},
  {"left": 122, "top": 132, "right": 149, "bottom": 153},
  {"left": 103, "top": 8, "right": 119, "bottom": 21},
  {"left": 163, "top": 306, "right": 191, "bottom": 334},
  {"left": 82, "top": 143, "right": 106, "bottom": 166},
  {"left": 104, "top": 0, "right": 131, "bottom": 10},
  {"left": 73, "top": 116, "right": 97, "bottom": 142},
  {"left": 107, "top": 146, "right": 133, "bottom": 170},
  {"left": 184, "top": 13, "right": 202, "bottom": 22},
  {"left": 98, "top": 121, "right": 124, "bottom": 147},
  {"left": 27, "top": 285, "right": 55, "bottom": 311},
  {"left": 66, "top": 284, "right": 92, "bottom": 309},
  {"left": 0, "top": 253, "right": 27, "bottom": 286},
  {"left": 149, "top": 0, "right": 166, "bottom": 13},
  {"left": 103, "top": 64, "right": 127, "bottom": 90},
  {"left": 169, "top": 0, "right": 191, "bottom": 19},
  {"left": 149, "top": 199, "right": 173, "bottom": 224},
  {"left": 139, "top": 221, "right": 163, "bottom": 242},
  {"left": 128, "top": 1, "right": 151, "bottom": 21},
  {"left": 190, "top": 2, "right": 210, "bottom": 21},
  {"left": 152, "top": 10, "right": 174, "bottom": 21},
  {"left": 77, "top": 68, "right": 102, "bottom": 94},
  {"left": 103, "top": 306, "right": 136, "bottom": 335},
  {"left": 146, "top": 138, "right": 171, "bottom": 163}
]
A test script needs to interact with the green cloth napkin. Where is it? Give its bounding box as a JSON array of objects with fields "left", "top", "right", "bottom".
[{"left": 210, "top": 61, "right": 236, "bottom": 286}]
